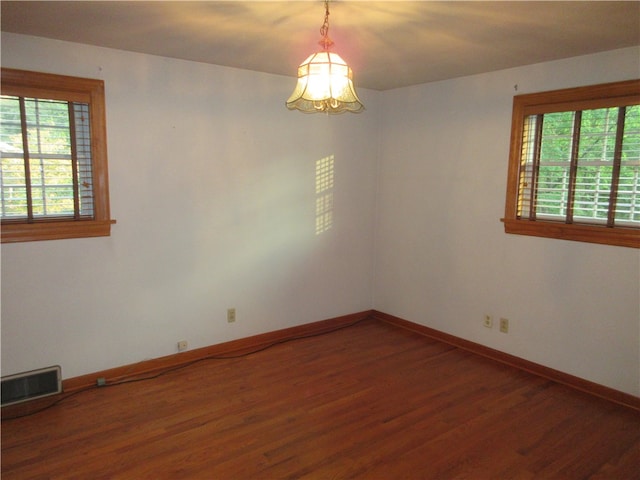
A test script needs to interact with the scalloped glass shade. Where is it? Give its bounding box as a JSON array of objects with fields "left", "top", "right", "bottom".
[{"left": 286, "top": 51, "right": 364, "bottom": 114}]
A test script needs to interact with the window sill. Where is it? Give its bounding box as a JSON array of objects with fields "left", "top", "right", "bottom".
[
  {"left": 502, "top": 218, "right": 639, "bottom": 248},
  {"left": 1, "top": 219, "right": 116, "bottom": 243}
]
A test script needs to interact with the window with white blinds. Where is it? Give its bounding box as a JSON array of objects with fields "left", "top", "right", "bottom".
[
  {"left": 503, "top": 80, "right": 640, "bottom": 248},
  {"left": 0, "top": 68, "right": 114, "bottom": 243}
]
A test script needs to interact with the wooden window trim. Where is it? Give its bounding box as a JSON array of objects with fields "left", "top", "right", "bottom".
[
  {"left": 1, "top": 68, "right": 115, "bottom": 243},
  {"left": 503, "top": 80, "right": 640, "bottom": 248}
]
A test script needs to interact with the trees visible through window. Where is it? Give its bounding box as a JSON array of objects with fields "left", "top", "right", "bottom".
[
  {"left": 1, "top": 97, "right": 95, "bottom": 219},
  {"left": 0, "top": 68, "right": 114, "bottom": 242},
  {"left": 503, "top": 80, "right": 639, "bottom": 248}
]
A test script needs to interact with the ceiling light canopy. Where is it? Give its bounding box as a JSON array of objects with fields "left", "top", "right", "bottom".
[{"left": 286, "top": 0, "right": 364, "bottom": 114}]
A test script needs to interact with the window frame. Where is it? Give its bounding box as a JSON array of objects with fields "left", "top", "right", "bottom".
[
  {"left": 1, "top": 68, "right": 114, "bottom": 243},
  {"left": 503, "top": 80, "right": 640, "bottom": 248}
]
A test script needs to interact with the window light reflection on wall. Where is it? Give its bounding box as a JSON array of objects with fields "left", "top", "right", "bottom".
[{"left": 316, "top": 155, "right": 334, "bottom": 234}]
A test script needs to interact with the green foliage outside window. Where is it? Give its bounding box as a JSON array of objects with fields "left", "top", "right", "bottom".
[
  {"left": 522, "top": 105, "right": 639, "bottom": 225},
  {"left": 0, "top": 96, "right": 94, "bottom": 220}
]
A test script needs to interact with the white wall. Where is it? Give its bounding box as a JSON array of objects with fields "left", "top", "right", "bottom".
[
  {"left": 374, "top": 47, "right": 640, "bottom": 396},
  {"left": 0, "top": 33, "right": 379, "bottom": 379},
  {"left": 1, "top": 32, "right": 638, "bottom": 398}
]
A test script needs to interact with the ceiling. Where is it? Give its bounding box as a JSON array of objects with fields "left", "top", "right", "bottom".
[{"left": 1, "top": 1, "right": 639, "bottom": 91}]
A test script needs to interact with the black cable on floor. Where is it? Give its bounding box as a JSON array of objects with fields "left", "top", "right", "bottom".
[{"left": 2, "top": 316, "right": 372, "bottom": 421}]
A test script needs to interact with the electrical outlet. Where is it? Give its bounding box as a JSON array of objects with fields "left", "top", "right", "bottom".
[
  {"left": 499, "top": 318, "right": 509, "bottom": 333},
  {"left": 227, "top": 308, "right": 236, "bottom": 323},
  {"left": 177, "top": 340, "right": 188, "bottom": 351},
  {"left": 483, "top": 315, "right": 493, "bottom": 328}
]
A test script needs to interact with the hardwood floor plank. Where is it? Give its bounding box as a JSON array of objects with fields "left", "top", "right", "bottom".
[{"left": 2, "top": 319, "right": 639, "bottom": 479}]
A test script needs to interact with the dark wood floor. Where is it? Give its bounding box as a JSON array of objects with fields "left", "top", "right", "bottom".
[{"left": 2, "top": 319, "right": 639, "bottom": 479}]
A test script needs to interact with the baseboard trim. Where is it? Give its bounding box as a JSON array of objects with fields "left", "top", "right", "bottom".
[
  {"left": 5, "top": 308, "right": 637, "bottom": 419},
  {"left": 63, "top": 310, "right": 374, "bottom": 394},
  {"left": 372, "top": 310, "right": 640, "bottom": 412}
]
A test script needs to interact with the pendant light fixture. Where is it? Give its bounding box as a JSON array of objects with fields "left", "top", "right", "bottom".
[{"left": 286, "top": 0, "right": 364, "bottom": 114}]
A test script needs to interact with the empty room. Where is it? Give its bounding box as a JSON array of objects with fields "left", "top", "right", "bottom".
[{"left": 1, "top": 1, "right": 639, "bottom": 478}]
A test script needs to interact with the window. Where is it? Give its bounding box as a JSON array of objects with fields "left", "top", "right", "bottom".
[
  {"left": 503, "top": 80, "right": 640, "bottom": 248},
  {"left": 0, "top": 68, "right": 114, "bottom": 243}
]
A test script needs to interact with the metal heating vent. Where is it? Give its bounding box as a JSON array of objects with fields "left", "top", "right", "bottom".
[{"left": 1, "top": 366, "right": 62, "bottom": 406}]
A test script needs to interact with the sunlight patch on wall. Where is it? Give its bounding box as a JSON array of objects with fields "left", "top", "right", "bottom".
[{"left": 315, "top": 155, "right": 334, "bottom": 235}]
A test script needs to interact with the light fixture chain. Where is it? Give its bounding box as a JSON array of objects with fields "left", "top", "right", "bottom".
[
  {"left": 319, "top": 0, "right": 333, "bottom": 50},
  {"left": 320, "top": 0, "right": 330, "bottom": 38}
]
